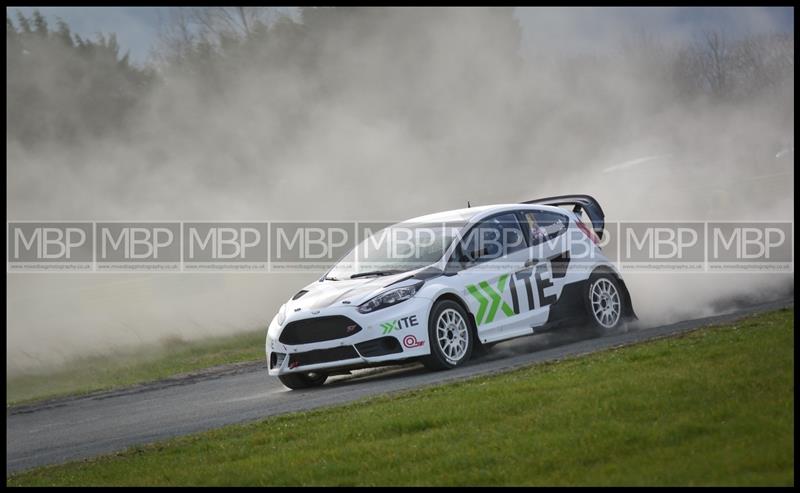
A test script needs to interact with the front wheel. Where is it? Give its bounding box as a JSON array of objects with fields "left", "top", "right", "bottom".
[
  {"left": 422, "top": 300, "right": 474, "bottom": 371},
  {"left": 278, "top": 371, "right": 328, "bottom": 390},
  {"left": 583, "top": 272, "right": 623, "bottom": 335}
]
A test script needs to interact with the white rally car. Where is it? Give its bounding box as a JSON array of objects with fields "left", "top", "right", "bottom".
[{"left": 266, "top": 195, "right": 636, "bottom": 389}]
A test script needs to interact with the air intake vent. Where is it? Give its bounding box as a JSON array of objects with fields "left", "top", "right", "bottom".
[
  {"left": 355, "top": 336, "right": 403, "bottom": 357},
  {"left": 291, "top": 290, "right": 309, "bottom": 300},
  {"left": 288, "top": 346, "right": 359, "bottom": 368},
  {"left": 270, "top": 352, "right": 287, "bottom": 369}
]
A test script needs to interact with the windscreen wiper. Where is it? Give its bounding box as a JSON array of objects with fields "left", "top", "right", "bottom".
[{"left": 350, "top": 270, "right": 403, "bottom": 279}]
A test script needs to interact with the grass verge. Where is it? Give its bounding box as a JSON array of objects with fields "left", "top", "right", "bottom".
[
  {"left": 8, "top": 307, "right": 794, "bottom": 486},
  {"left": 7, "top": 330, "right": 265, "bottom": 406}
]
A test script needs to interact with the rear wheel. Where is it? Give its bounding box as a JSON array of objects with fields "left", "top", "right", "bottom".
[
  {"left": 278, "top": 371, "right": 328, "bottom": 390},
  {"left": 583, "top": 272, "right": 623, "bottom": 335},
  {"left": 422, "top": 300, "right": 474, "bottom": 371}
]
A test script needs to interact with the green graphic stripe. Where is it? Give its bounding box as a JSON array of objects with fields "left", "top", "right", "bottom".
[
  {"left": 466, "top": 285, "right": 489, "bottom": 325},
  {"left": 479, "top": 281, "right": 501, "bottom": 323},
  {"left": 470, "top": 275, "right": 515, "bottom": 325},
  {"left": 497, "top": 274, "right": 515, "bottom": 317}
]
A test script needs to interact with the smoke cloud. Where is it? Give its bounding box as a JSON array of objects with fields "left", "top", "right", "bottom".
[{"left": 6, "top": 7, "right": 793, "bottom": 375}]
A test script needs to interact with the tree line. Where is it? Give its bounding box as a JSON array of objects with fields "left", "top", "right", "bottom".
[{"left": 6, "top": 8, "right": 794, "bottom": 149}]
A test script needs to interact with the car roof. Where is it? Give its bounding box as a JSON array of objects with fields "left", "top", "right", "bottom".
[{"left": 402, "top": 203, "right": 570, "bottom": 225}]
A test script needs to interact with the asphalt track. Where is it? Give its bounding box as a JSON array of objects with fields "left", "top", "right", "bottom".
[{"left": 6, "top": 298, "right": 793, "bottom": 475}]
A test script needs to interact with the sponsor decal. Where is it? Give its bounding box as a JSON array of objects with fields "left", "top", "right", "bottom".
[
  {"left": 466, "top": 257, "right": 564, "bottom": 326},
  {"left": 380, "top": 315, "right": 419, "bottom": 334},
  {"left": 403, "top": 335, "right": 424, "bottom": 348}
]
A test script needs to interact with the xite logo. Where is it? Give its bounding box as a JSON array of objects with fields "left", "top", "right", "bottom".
[{"left": 380, "top": 315, "right": 419, "bottom": 335}]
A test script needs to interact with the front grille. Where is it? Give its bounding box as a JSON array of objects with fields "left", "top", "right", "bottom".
[
  {"left": 279, "top": 316, "right": 363, "bottom": 345},
  {"left": 288, "top": 346, "right": 359, "bottom": 368},
  {"left": 355, "top": 337, "right": 403, "bottom": 357}
]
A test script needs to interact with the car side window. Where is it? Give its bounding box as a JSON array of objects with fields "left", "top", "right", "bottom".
[
  {"left": 453, "top": 213, "right": 527, "bottom": 265},
  {"left": 524, "top": 210, "right": 569, "bottom": 245}
]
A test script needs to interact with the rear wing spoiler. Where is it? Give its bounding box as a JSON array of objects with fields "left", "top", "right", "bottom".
[{"left": 521, "top": 194, "right": 606, "bottom": 239}]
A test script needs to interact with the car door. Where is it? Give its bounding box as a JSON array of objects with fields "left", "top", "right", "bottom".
[
  {"left": 449, "top": 212, "right": 540, "bottom": 343},
  {"left": 515, "top": 209, "right": 573, "bottom": 326}
]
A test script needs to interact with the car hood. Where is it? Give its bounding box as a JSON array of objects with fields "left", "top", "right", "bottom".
[{"left": 285, "top": 269, "right": 427, "bottom": 312}]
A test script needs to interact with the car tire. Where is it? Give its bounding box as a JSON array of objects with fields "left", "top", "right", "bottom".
[
  {"left": 583, "top": 271, "right": 624, "bottom": 336},
  {"left": 278, "top": 371, "right": 328, "bottom": 390},
  {"left": 422, "top": 300, "right": 474, "bottom": 371}
]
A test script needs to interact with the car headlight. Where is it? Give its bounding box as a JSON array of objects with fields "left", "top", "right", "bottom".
[
  {"left": 276, "top": 303, "right": 287, "bottom": 326},
  {"left": 357, "top": 281, "right": 424, "bottom": 314}
]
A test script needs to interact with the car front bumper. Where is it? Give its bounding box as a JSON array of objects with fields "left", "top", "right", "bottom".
[{"left": 266, "top": 298, "right": 432, "bottom": 376}]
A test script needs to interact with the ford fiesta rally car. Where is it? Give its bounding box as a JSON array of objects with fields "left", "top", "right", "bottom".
[{"left": 267, "top": 195, "right": 636, "bottom": 389}]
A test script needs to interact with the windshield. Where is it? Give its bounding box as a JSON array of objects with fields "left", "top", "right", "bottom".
[{"left": 325, "top": 221, "right": 464, "bottom": 280}]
